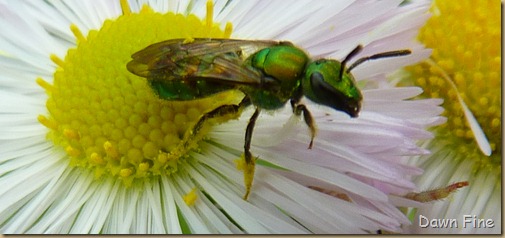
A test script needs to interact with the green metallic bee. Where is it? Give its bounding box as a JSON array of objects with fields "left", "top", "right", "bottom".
[{"left": 127, "top": 38, "right": 410, "bottom": 200}]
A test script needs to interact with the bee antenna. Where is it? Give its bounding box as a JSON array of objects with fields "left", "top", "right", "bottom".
[
  {"left": 347, "top": 49, "right": 412, "bottom": 72},
  {"left": 339, "top": 45, "right": 363, "bottom": 80}
]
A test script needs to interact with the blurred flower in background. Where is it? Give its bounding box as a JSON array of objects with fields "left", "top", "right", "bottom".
[{"left": 403, "top": 0, "right": 501, "bottom": 234}]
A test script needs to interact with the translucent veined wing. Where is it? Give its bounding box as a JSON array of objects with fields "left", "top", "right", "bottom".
[{"left": 127, "top": 38, "right": 285, "bottom": 85}]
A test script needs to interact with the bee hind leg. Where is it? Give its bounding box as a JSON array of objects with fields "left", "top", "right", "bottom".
[
  {"left": 290, "top": 99, "right": 316, "bottom": 149},
  {"left": 185, "top": 97, "right": 258, "bottom": 200},
  {"left": 187, "top": 97, "right": 251, "bottom": 146}
]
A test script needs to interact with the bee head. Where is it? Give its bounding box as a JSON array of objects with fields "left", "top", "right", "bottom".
[
  {"left": 302, "top": 59, "right": 362, "bottom": 117},
  {"left": 302, "top": 45, "right": 411, "bottom": 118}
]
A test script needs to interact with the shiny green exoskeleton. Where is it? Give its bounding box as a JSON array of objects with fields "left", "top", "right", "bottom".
[{"left": 127, "top": 38, "right": 411, "bottom": 199}]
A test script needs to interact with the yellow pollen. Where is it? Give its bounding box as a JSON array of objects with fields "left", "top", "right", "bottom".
[
  {"left": 37, "top": 115, "right": 57, "bottom": 130},
  {"left": 120, "top": 168, "right": 133, "bottom": 178},
  {"left": 206, "top": 0, "right": 214, "bottom": 28},
  {"left": 66, "top": 146, "right": 81, "bottom": 158},
  {"left": 50, "top": 54, "right": 65, "bottom": 67},
  {"left": 104, "top": 141, "right": 119, "bottom": 159},
  {"left": 36, "top": 78, "right": 53, "bottom": 92},
  {"left": 224, "top": 22, "right": 233, "bottom": 38},
  {"left": 140, "top": 4, "right": 154, "bottom": 14},
  {"left": 183, "top": 37, "right": 195, "bottom": 44},
  {"left": 38, "top": 1, "right": 239, "bottom": 185},
  {"left": 157, "top": 153, "right": 168, "bottom": 164},
  {"left": 63, "top": 128, "right": 79, "bottom": 140},
  {"left": 183, "top": 188, "right": 198, "bottom": 206},
  {"left": 70, "top": 24, "right": 86, "bottom": 43},
  {"left": 90, "top": 152, "right": 105, "bottom": 165},
  {"left": 405, "top": 0, "right": 500, "bottom": 174},
  {"left": 234, "top": 157, "right": 245, "bottom": 171},
  {"left": 120, "top": 0, "right": 131, "bottom": 16},
  {"left": 139, "top": 162, "right": 150, "bottom": 171}
]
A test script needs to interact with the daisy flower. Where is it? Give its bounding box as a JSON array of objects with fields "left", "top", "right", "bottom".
[
  {"left": 403, "top": 0, "right": 501, "bottom": 234},
  {"left": 0, "top": 0, "right": 438, "bottom": 234}
]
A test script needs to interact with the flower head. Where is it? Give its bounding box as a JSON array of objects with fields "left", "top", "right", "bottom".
[{"left": 0, "top": 0, "right": 437, "bottom": 234}]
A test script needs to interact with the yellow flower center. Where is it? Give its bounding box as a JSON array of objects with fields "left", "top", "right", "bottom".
[
  {"left": 37, "top": 1, "right": 242, "bottom": 186},
  {"left": 405, "top": 0, "right": 501, "bottom": 173}
]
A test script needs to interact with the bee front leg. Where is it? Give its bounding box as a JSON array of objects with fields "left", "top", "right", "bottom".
[
  {"left": 290, "top": 99, "right": 316, "bottom": 149},
  {"left": 243, "top": 107, "right": 260, "bottom": 200}
]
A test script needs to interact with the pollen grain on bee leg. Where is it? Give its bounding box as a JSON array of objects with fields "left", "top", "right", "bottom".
[{"left": 404, "top": 181, "right": 469, "bottom": 202}]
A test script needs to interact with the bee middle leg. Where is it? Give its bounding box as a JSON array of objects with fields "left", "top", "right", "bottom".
[
  {"left": 243, "top": 107, "right": 260, "bottom": 200},
  {"left": 290, "top": 99, "right": 316, "bottom": 149}
]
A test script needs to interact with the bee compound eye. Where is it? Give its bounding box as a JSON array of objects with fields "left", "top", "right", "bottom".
[{"left": 310, "top": 71, "right": 324, "bottom": 83}]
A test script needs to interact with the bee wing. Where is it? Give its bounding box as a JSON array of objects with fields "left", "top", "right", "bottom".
[
  {"left": 127, "top": 38, "right": 285, "bottom": 84},
  {"left": 190, "top": 52, "right": 265, "bottom": 85}
]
